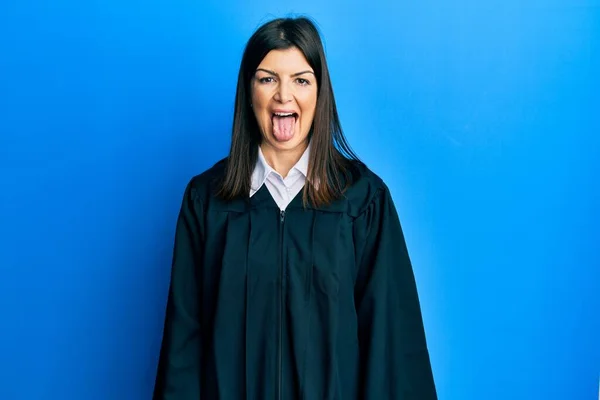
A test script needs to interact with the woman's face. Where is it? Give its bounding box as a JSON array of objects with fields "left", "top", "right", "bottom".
[{"left": 251, "top": 47, "right": 318, "bottom": 152}]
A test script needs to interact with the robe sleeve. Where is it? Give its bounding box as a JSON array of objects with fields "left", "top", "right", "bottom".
[
  {"left": 353, "top": 186, "right": 437, "bottom": 399},
  {"left": 153, "top": 181, "right": 204, "bottom": 400}
]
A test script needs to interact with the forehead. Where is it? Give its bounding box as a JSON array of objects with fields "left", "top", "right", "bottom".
[{"left": 257, "top": 47, "right": 313, "bottom": 72}]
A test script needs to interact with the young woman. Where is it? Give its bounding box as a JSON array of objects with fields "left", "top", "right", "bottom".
[{"left": 153, "top": 16, "right": 437, "bottom": 400}]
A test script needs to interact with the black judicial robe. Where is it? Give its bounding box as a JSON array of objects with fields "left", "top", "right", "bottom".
[{"left": 153, "top": 159, "right": 437, "bottom": 400}]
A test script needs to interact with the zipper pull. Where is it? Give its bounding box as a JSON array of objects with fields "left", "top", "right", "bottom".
[{"left": 280, "top": 210, "right": 285, "bottom": 222}]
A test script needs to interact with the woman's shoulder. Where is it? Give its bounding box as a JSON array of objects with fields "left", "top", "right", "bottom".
[
  {"left": 342, "top": 159, "right": 390, "bottom": 216},
  {"left": 183, "top": 157, "right": 228, "bottom": 203},
  {"left": 347, "top": 159, "right": 385, "bottom": 187}
]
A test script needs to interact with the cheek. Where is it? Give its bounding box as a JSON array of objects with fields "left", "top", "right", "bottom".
[
  {"left": 300, "top": 96, "right": 317, "bottom": 122},
  {"left": 251, "top": 93, "right": 269, "bottom": 119},
  {"left": 306, "top": 91, "right": 317, "bottom": 113},
  {"left": 252, "top": 85, "right": 272, "bottom": 108}
]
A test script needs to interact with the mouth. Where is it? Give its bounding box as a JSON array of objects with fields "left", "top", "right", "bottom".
[{"left": 272, "top": 111, "right": 298, "bottom": 120}]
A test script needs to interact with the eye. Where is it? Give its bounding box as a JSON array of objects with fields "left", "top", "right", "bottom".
[
  {"left": 296, "top": 78, "right": 310, "bottom": 86},
  {"left": 258, "top": 76, "right": 275, "bottom": 84}
]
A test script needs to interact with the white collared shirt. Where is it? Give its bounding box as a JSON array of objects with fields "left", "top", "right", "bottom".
[{"left": 250, "top": 144, "right": 310, "bottom": 211}]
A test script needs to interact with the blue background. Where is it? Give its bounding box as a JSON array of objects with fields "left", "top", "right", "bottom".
[{"left": 1, "top": 0, "right": 598, "bottom": 399}]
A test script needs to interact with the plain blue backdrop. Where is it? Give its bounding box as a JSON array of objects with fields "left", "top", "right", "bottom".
[{"left": 1, "top": 0, "right": 598, "bottom": 399}]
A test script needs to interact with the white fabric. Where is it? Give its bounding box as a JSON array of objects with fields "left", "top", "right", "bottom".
[{"left": 250, "top": 143, "right": 310, "bottom": 211}]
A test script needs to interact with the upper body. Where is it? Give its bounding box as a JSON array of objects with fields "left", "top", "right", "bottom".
[{"left": 153, "top": 16, "right": 437, "bottom": 400}]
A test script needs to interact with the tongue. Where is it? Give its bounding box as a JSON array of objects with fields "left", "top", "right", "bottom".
[{"left": 273, "top": 116, "right": 295, "bottom": 141}]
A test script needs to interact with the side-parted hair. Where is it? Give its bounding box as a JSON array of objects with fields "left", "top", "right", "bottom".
[{"left": 217, "top": 16, "right": 362, "bottom": 207}]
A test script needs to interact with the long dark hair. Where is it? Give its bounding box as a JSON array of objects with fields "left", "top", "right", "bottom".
[{"left": 217, "top": 16, "right": 362, "bottom": 207}]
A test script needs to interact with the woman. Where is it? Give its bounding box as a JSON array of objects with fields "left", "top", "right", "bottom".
[{"left": 153, "top": 16, "right": 437, "bottom": 400}]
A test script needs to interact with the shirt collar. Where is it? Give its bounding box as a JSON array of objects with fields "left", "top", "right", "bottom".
[{"left": 251, "top": 142, "right": 311, "bottom": 192}]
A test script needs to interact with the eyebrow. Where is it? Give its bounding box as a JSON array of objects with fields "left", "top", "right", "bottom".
[{"left": 255, "top": 68, "right": 315, "bottom": 77}]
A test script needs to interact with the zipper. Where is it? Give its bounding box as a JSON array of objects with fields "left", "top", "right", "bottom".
[{"left": 277, "top": 209, "right": 285, "bottom": 400}]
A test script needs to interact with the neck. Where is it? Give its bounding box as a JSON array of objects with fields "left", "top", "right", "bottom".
[{"left": 260, "top": 140, "right": 308, "bottom": 178}]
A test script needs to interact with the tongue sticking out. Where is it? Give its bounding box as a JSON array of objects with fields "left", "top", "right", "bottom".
[{"left": 272, "top": 115, "right": 296, "bottom": 142}]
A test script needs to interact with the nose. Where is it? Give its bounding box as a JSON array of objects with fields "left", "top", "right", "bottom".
[{"left": 274, "top": 81, "right": 293, "bottom": 103}]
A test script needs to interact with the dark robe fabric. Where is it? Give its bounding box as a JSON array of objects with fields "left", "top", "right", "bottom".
[{"left": 153, "top": 158, "right": 437, "bottom": 399}]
